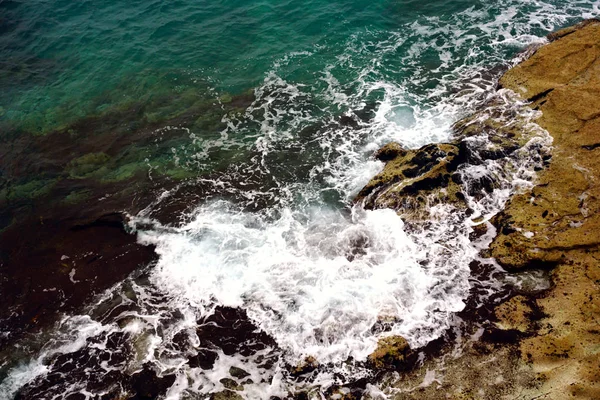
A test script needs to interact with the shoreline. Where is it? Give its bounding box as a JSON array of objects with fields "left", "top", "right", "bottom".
[
  {"left": 361, "top": 19, "right": 600, "bottom": 399},
  {"left": 3, "top": 17, "right": 600, "bottom": 400}
]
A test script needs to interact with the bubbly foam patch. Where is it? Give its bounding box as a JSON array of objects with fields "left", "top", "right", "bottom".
[{"left": 138, "top": 204, "right": 470, "bottom": 364}]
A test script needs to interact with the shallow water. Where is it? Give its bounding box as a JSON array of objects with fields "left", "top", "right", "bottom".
[{"left": 1, "top": 0, "right": 598, "bottom": 398}]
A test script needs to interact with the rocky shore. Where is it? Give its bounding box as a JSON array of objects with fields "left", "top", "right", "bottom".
[
  {"left": 0, "top": 88, "right": 256, "bottom": 362},
  {"left": 3, "top": 17, "right": 600, "bottom": 400},
  {"left": 360, "top": 20, "right": 600, "bottom": 399}
]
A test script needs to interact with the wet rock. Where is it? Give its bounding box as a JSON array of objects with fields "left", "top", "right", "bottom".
[
  {"left": 326, "top": 387, "right": 361, "bottom": 400},
  {"left": 229, "top": 366, "right": 251, "bottom": 379},
  {"left": 129, "top": 364, "right": 177, "bottom": 399},
  {"left": 373, "top": 142, "right": 407, "bottom": 161},
  {"left": 220, "top": 378, "right": 244, "bottom": 391},
  {"left": 15, "top": 331, "right": 134, "bottom": 399},
  {"left": 338, "top": 114, "right": 360, "bottom": 128},
  {"left": 291, "top": 356, "right": 319, "bottom": 376},
  {"left": 188, "top": 349, "right": 219, "bottom": 370},
  {"left": 354, "top": 89, "right": 545, "bottom": 220},
  {"left": 468, "top": 222, "right": 488, "bottom": 241},
  {"left": 355, "top": 143, "right": 466, "bottom": 217},
  {"left": 196, "top": 306, "right": 277, "bottom": 358},
  {"left": 494, "top": 295, "right": 535, "bottom": 333},
  {"left": 367, "top": 335, "right": 414, "bottom": 370},
  {"left": 211, "top": 390, "right": 244, "bottom": 400}
]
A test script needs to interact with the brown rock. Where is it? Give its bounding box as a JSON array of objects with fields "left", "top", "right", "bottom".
[
  {"left": 355, "top": 143, "right": 465, "bottom": 218},
  {"left": 494, "top": 295, "right": 534, "bottom": 333},
  {"left": 373, "top": 142, "right": 407, "bottom": 161},
  {"left": 491, "top": 19, "right": 600, "bottom": 399},
  {"left": 367, "top": 335, "right": 413, "bottom": 370},
  {"left": 291, "top": 356, "right": 319, "bottom": 376},
  {"left": 355, "top": 19, "right": 600, "bottom": 400}
]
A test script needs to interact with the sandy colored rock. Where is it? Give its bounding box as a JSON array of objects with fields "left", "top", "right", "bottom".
[
  {"left": 500, "top": 19, "right": 600, "bottom": 102},
  {"left": 494, "top": 295, "right": 535, "bottom": 333},
  {"left": 385, "top": 338, "right": 532, "bottom": 400},
  {"left": 368, "top": 336, "right": 413, "bottom": 370},
  {"left": 291, "top": 355, "right": 319, "bottom": 376},
  {"left": 490, "top": 19, "right": 600, "bottom": 399},
  {"left": 354, "top": 19, "right": 600, "bottom": 400}
]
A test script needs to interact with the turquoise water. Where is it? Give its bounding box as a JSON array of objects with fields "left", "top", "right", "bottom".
[
  {"left": 1, "top": 0, "right": 593, "bottom": 135},
  {"left": 1, "top": 0, "right": 599, "bottom": 399}
]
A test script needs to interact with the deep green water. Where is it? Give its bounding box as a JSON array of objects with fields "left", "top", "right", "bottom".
[{"left": 1, "top": 0, "right": 593, "bottom": 136}]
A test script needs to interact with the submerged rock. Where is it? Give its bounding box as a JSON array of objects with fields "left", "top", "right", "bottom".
[
  {"left": 65, "top": 152, "right": 111, "bottom": 179},
  {"left": 0, "top": 212, "right": 156, "bottom": 353},
  {"left": 211, "top": 390, "right": 244, "bottom": 400},
  {"left": 0, "top": 87, "right": 259, "bottom": 362}
]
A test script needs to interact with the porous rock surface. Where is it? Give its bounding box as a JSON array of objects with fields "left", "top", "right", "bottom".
[
  {"left": 359, "top": 19, "right": 600, "bottom": 400},
  {"left": 491, "top": 19, "right": 600, "bottom": 400}
]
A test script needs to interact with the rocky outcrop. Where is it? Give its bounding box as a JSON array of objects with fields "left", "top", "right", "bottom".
[
  {"left": 354, "top": 84, "right": 549, "bottom": 223},
  {"left": 354, "top": 142, "right": 465, "bottom": 216},
  {"left": 489, "top": 19, "right": 600, "bottom": 399},
  {"left": 356, "top": 19, "right": 600, "bottom": 400},
  {"left": 367, "top": 336, "right": 415, "bottom": 370}
]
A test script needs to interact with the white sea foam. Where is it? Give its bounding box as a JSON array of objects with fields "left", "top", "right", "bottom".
[
  {"left": 0, "top": 316, "right": 110, "bottom": 399},
  {"left": 138, "top": 203, "right": 470, "bottom": 363},
  {"left": 130, "top": 48, "right": 552, "bottom": 400}
]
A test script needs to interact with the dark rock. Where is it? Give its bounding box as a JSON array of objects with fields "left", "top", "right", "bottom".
[
  {"left": 220, "top": 378, "right": 243, "bottom": 391},
  {"left": 0, "top": 211, "right": 156, "bottom": 353},
  {"left": 196, "top": 306, "right": 277, "bottom": 357},
  {"left": 189, "top": 349, "right": 219, "bottom": 370},
  {"left": 469, "top": 223, "right": 488, "bottom": 241},
  {"left": 374, "top": 142, "right": 407, "bottom": 161},
  {"left": 339, "top": 114, "right": 359, "bottom": 128},
  {"left": 211, "top": 390, "right": 244, "bottom": 400},
  {"left": 129, "top": 364, "right": 177, "bottom": 399},
  {"left": 229, "top": 366, "right": 251, "bottom": 379}
]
